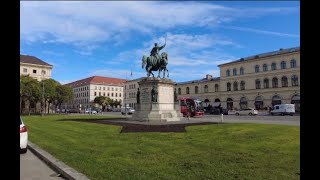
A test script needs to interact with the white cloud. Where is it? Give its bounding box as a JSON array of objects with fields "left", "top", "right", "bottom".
[
  {"left": 221, "top": 26, "right": 300, "bottom": 38},
  {"left": 20, "top": 1, "right": 299, "bottom": 46}
]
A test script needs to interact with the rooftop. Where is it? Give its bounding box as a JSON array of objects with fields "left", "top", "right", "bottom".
[
  {"left": 66, "top": 76, "right": 127, "bottom": 87},
  {"left": 177, "top": 77, "right": 220, "bottom": 85},
  {"left": 218, "top": 46, "right": 300, "bottom": 67},
  {"left": 20, "top": 54, "right": 53, "bottom": 66}
]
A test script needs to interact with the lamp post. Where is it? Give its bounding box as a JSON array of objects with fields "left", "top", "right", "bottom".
[{"left": 41, "top": 69, "right": 45, "bottom": 117}]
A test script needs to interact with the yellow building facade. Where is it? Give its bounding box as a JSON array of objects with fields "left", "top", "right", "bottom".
[{"left": 176, "top": 47, "right": 300, "bottom": 111}]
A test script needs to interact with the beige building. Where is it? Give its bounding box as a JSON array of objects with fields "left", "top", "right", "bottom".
[
  {"left": 124, "top": 77, "right": 145, "bottom": 109},
  {"left": 20, "top": 55, "right": 53, "bottom": 81},
  {"left": 65, "top": 76, "right": 127, "bottom": 111},
  {"left": 176, "top": 46, "right": 300, "bottom": 111}
]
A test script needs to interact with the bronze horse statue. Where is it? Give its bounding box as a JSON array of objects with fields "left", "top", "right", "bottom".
[{"left": 142, "top": 52, "right": 169, "bottom": 78}]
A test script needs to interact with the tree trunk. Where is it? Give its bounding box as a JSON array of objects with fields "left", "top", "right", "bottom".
[{"left": 28, "top": 99, "right": 31, "bottom": 116}]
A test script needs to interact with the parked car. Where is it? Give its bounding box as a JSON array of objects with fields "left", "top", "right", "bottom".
[
  {"left": 20, "top": 118, "right": 28, "bottom": 154},
  {"left": 271, "top": 104, "right": 295, "bottom": 116},
  {"left": 121, "top": 107, "right": 135, "bottom": 115},
  {"left": 235, "top": 108, "right": 258, "bottom": 116},
  {"left": 228, "top": 109, "right": 237, "bottom": 115}
]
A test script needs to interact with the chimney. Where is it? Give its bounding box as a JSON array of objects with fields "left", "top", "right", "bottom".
[{"left": 206, "top": 74, "right": 212, "bottom": 80}]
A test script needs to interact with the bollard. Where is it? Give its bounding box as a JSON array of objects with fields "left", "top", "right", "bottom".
[{"left": 221, "top": 114, "right": 223, "bottom": 123}]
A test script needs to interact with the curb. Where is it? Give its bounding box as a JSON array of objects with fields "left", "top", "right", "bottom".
[{"left": 27, "top": 141, "right": 90, "bottom": 180}]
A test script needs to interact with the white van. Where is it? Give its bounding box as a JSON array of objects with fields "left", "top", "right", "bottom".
[
  {"left": 121, "top": 107, "right": 135, "bottom": 115},
  {"left": 270, "top": 104, "right": 295, "bottom": 116}
]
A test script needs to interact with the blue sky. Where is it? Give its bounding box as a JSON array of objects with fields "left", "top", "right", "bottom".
[{"left": 20, "top": 1, "right": 300, "bottom": 84}]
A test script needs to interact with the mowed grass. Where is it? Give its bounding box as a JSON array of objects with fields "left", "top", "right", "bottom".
[{"left": 22, "top": 115, "right": 300, "bottom": 180}]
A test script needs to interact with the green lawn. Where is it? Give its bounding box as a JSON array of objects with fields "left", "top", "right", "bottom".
[{"left": 22, "top": 115, "right": 300, "bottom": 180}]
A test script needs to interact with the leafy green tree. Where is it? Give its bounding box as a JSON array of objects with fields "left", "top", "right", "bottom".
[
  {"left": 42, "top": 79, "right": 60, "bottom": 114},
  {"left": 56, "top": 85, "right": 74, "bottom": 112},
  {"left": 94, "top": 96, "right": 112, "bottom": 111},
  {"left": 20, "top": 75, "right": 41, "bottom": 115}
]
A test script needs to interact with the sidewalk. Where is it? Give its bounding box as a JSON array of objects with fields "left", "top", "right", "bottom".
[{"left": 28, "top": 141, "right": 90, "bottom": 180}]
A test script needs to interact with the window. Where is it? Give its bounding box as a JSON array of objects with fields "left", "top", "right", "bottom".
[
  {"left": 227, "top": 82, "right": 231, "bottom": 91},
  {"left": 116, "top": 93, "right": 118, "bottom": 97},
  {"left": 255, "top": 79, "right": 261, "bottom": 89},
  {"left": 107, "top": 93, "right": 109, "bottom": 97},
  {"left": 186, "top": 87, "right": 189, "bottom": 94},
  {"left": 99, "top": 87, "right": 101, "bottom": 90},
  {"left": 240, "top": 81, "right": 245, "bottom": 90},
  {"left": 103, "top": 92, "right": 105, "bottom": 96},
  {"left": 178, "top": 88, "right": 181, "bottom": 95},
  {"left": 263, "top": 78, "right": 269, "bottom": 88},
  {"left": 255, "top": 65, "right": 259, "bottom": 73},
  {"left": 280, "top": 61, "right": 286, "bottom": 69},
  {"left": 272, "top": 77, "right": 278, "bottom": 88},
  {"left": 281, "top": 76, "right": 288, "bottom": 87},
  {"left": 111, "top": 93, "right": 114, "bottom": 97},
  {"left": 204, "top": 85, "right": 208, "bottom": 93},
  {"left": 108, "top": 87, "right": 110, "bottom": 91},
  {"left": 226, "top": 69, "right": 230, "bottom": 76},
  {"left": 103, "top": 87, "right": 105, "bottom": 90},
  {"left": 215, "top": 84, "right": 219, "bottom": 92},
  {"left": 195, "top": 86, "right": 199, "bottom": 94},
  {"left": 233, "top": 82, "right": 238, "bottom": 91},
  {"left": 95, "top": 86, "right": 97, "bottom": 90},
  {"left": 240, "top": 67, "right": 244, "bottom": 75},
  {"left": 94, "top": 92, "right": 97, "bottom": 96},
  {"left": 99, "top": 92, "right": 101, "bottom": 96},
  {"left": 290, "top": 59, "right": 297, "bottom": 68},
  {"left": 119, "top": 93, "right": 121, "bottom": 97},
  {"left": 263, "top": 64, "right": 268, "bottom": 71},
  {"left": 41, "top": 70, "right": 46, "bottom": 75},
  {"left": 112, "top": 88, "right": 114, "bottom": 91},
  {"left": 233, "top": 68, "right": 237, "bottom": 76},
  {"left": 23, "top": 68, "right": 27, "bottom": 73},
  {"left": 292, "top": 75, "right": 299, "bottom": 86},
  {"left": 271, "top": 63, "right": 276, "bottom": 70},
  {"left": 33, "top": 69, "right": 37, "bottom": 74}
]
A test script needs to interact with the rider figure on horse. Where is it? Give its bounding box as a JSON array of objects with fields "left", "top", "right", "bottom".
[{"left": 150, "top": 42, "right": 166, "bottom": 65}]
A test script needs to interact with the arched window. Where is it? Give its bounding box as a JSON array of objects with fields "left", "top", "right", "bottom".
[
  {"left": 254, "top": 96, "right": 264, "bottom": 110},
  {"left": 227, "top": 83, "right": 231, "bottom": 91},
  {"left": 281, "top": 61, "right": 286, "bottom": 69},
  {"left": 290, "top": 59, "right": 297, "bottom": 68},
  {"left": 215, "top": 84, "right": 219, "bottom": 92},
  {"left": 271, "top": 63, "right": 277, "bottom": 70},
  {"left": 281, "top": 76, "right": 288, "bottom": 87},
  {"left": 239, "top": 97, "right": 248, "bottom": 109},
  {"left": 292, "top": 75, "right": 299, "bottom": 86},
  {"left": 264, "top": 78, "right": 269, "bottom": 88},
  {"left": 291, "top": 94, "right": 300, "bottom": 112},
  {"left": 255, "top": 65, "right": 260, "bottom": 73},
  {"left": 186, "top": 87, "right": 189, "bottom": 94},
  {"left": 227, "top": 98, "right": 233, "bottom": 110},
  {"left": 233, "top": 81, "right": 238, "bottom": 91},
  {"left": 233, "top": 68, "right": 237, "bottom": 75},
  {"left": 263, "top": 64, "right": 268, "bottom": 71},
  {"left": 195, "top": 86, "right": 199, "bottom": 94},
  {"left": 272, "top": 95, "right": 282, "bottom": 107},
  {"left": 272, "top": 77, "right": 278, "bottom": 88},
  {"left": 240, "top": 81, "right": 245, "bottom": 90},
  {"left": 255, "top": 79, "right": 261, "bottom": 89},
  {"left": 226, "top": 69, "right": 230, "bottom": 76},
  {"left": 204, "top": 85, "right": 208, "bottom": 93},
  {"left": 240, "top": 67, "right": 244, "bottom": 75},
  {"left": 178, "top": 88, "right": 181, "bottom": 95}
]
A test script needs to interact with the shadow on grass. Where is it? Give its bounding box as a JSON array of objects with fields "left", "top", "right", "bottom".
[{"left": 57, "top": 118, "right": 222, "bottom": 133}]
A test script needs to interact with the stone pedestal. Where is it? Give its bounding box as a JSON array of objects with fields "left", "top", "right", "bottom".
[{"left": 131, "top": 77, "right": 183, "bottom": 122}]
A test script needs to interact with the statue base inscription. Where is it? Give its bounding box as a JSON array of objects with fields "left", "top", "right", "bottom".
[{"left": 130, "top": 77, "right": 183, "bottom": 122}]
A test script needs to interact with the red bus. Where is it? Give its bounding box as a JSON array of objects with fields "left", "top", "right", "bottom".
[{"left": 178, "top": 97, "right": 204, "bottom": 117}]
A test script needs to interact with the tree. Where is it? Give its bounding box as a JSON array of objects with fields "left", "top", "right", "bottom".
[
  {"left": 56, "top": 85, "right": 74, "bottom": 112},
  {"left": 20, "top": 75, "right": 41, "bottom": 115},
  {"left": 42, "top": 79, "right": 60, "bottom": 114},
  {"left": 94, "top": 96, "right": 112, "bottom": 111}
]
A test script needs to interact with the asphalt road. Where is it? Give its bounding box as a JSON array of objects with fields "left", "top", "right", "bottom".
[{"left": 20, "top": 150, "right": 65, "bottom": 180}]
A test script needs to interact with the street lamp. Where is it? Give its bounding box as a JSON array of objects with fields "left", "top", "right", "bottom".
[{"left": 41, "top": 69, "right": 45, "bottom": 117}]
